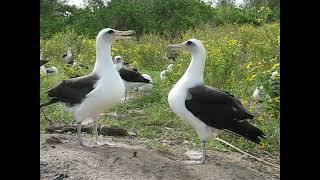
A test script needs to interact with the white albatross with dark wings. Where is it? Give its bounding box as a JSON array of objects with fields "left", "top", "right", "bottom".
[
  {"left": 167, "top": 38, "right": 265, "bottom": 164},
  {"left": 40, "top": 28, "right": 136, "bottom": 146}
]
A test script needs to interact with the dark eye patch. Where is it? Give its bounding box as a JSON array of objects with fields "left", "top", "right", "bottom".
[
  {"left": 107, "top": 30, "right": 114, "bottom": 34},
  {"left": 187, "top": 41, "right": 193, "bottom": 45}
]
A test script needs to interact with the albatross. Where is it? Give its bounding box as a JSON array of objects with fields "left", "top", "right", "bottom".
[
  {"left": 46, "top": 66, "right": 59, "bottom": 75},
  {"left": 62, "top": 47, "right": 73, "bottom": 63},
  {"left": 167, "top": 38, "right": 265, "bottom": 164},
  {"left": 40, "top": 28, "right": 135, "bottom": 146},
  {"left": 253, "top": 86, "right": 264, "bottom": 102},
  {"left": 40, "top": 50, "right": 48, "bottom": 76},
  {"left": 113, "top": 55, "right": 152, "bottom": 100},
  {"left": 160, "top": 64, "right": 173, "bottom": 80},
  {"left": 167, "top": 64, "right": 174, "bottom": 73}
]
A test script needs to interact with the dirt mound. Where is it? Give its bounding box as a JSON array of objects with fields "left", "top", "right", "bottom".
[{"left": 40, "top": 134, "right": 279, "bottom": 180}]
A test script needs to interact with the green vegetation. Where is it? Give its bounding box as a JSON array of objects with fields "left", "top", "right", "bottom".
[{"left": 40, "top": 0, "right": 280, "bottom": 160}]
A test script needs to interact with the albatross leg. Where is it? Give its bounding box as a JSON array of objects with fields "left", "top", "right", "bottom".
[
  {"left": 201, "top": 141, "right": 207, "bottom": 164},
  {"left": 77, "top": 122, "right": 83, "bottom": 145},
  {"left": 94, "top": 120, "right": 107, "bottom": 146}
]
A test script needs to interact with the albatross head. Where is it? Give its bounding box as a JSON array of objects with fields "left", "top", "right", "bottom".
[
  {"left": 97, "top": 28, "right": 136, "bottom": 42},
  {"left": 113, "top": 55, "right": 123, "bottom": 64},
  {"left": 167, "top": 38, "right": 206, "bottom": 55}
]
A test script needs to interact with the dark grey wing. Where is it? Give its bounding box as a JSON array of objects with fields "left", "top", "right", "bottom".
[
  {"left": 119, "top": 68, "right": 150, "bottom": 83},
  {"left": 40, "top": 60, "right": 49, "bottom": 66},
  {"left": 45, "top": 74, "right": 99, "bottom": 106},
  {"left": 185, "top": 85, "right": 264, "bottom": 144}
]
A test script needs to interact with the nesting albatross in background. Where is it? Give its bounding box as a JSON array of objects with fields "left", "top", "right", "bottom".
[
  {"left": 62, "top": 47, "right": 73, "bottom": 63},
  {"left": 40, "top": 50, "right": 48, "bottom": 76},
  {"left": 113, "top": 55, "right": 152, "bottom": 100},
  {"left": 40, "top": 28, "right": 136, "bottom": 146},
  {"left": 167, "top": 38, "right": 265, "bottom": 164}
]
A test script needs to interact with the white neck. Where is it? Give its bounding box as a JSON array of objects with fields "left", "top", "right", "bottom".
[
  {"left": 93, "top": 36, "right": 114, "bottom": 76},
  {"left": 182, "top": 50, "right": 206, "bottom": 84}
]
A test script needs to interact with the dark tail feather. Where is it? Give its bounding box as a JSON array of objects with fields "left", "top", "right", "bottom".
[
  {"left": 143, "top": 78, "right": 153, "bottom": 84},
  {"left": 40, "top": 98, "right": 59, "bottom": 108},
  {"left": 227, "top": 121, "right": 265, "bottom": 144}
]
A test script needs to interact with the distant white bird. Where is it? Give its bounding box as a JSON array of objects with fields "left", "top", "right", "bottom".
[
  {"left": 160, "top": 64, "right": 173, "bottom": 80},
  {"left": 167, "top": 64, "right": 173, "bottom": 72},
  {"left": 72, "top": 59, "right": 78, "bottom": 67},
  {"left": 113, "top": 55, "right": 152, "bottom": 100},
  {"left": 253, "top": 86, "right": 264, "bottom": 102},
  {"left": 160, "top": 70, "right": 168, "bottom": 80},
  {"left": 40, "top": 50, "right": 47, "bottom": 76},
  {"left": 62, "top": 47, "right": 73, "bottom": 63},
  {"left": 135, "top": 74, "right": 153, "bottom": 92},
  {"left": 46, "top": 67, "right": 59, "bottom": 75},
  {"left": 271, "top": 70, "right": 279, "bottom": 80}
]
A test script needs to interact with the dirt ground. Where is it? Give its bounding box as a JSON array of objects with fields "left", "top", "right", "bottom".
[{"left": 40, "top": 133, "right": 279, "bottom": 180}]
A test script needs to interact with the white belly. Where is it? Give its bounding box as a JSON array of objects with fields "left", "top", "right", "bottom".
[
  {"left": 73, "top": 78, "right": 125, "bottom": 122},
  {"left": 168, "top": 84, "right": 217, "bottom": 141},
  {"left": 123, "top": 80, "right": 146, "bottom": 91}
]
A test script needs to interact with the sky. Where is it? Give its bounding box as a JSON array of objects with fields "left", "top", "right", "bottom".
[{"left": 67, "top": 0, "right": 245, "bottom": 8}]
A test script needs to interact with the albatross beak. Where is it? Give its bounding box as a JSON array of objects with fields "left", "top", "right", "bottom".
[
  {"left": 167, "top": 42, "right": 187, "bottom": 51},
  {"left": 114, "top": 30, "right": 136, "bottom": 40}
]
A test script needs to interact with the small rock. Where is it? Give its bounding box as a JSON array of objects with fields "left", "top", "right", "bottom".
[
  {"left": 100, "top": 126, "right": 128, "bottom": 136},
  {"left": 51, "top": 145, "right": 56, "bottom": 148},
  {"left": 45, "top": 136, "right": 63, "bottom": 145},
  {"left": 133, "top": 151, "right": 137, "bottom": 157}
]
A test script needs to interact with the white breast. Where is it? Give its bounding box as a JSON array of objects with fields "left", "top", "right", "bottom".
[
  {"left": 74, "top": 75, "right": 125, "bottom": 122},
  {"left": 168, "top": 78, "right": 213, "bottom": 141}
]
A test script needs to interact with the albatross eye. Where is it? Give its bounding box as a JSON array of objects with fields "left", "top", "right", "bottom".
[
  {"left": 107, "top": 30, "right": 114, "bottom": 34},
  {"left": 187, "top": 41, "right": 193, "bottom": 45}
]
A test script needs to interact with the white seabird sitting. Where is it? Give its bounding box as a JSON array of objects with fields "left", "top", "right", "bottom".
[
  {"left": 41, "top": 28, "right": 136, "bottom": 146},
  {"left": 62, "top": 47, "right": 73, "bottom": 63},
  {"left": 160, "top": 64, "right": 173, "bottom": 80},
  {"left": 113, "top": 55, "right": 152, "bottom": 100},
  {"left": 160, "top": 70, "right": 168, "bottom": 80},
  {"left": 72, "top": 59, "right": 78, "bottom": 66},
  {"left": 253, "top": 86, "right": 264, "bottom": 102},
  {"left": 135, "top": 74, "right": 153, "bottom": 92},
  {"left": 67, "top": 59, "right": 89, "bottom": 69},
  {"left": 40, "top": 50, "right": 48, "bottom": 76},
  {"left": 167, "top": 64, "right": 173, "bottom": 73},
  {"left": 46, "top": 66, "right": 59, "bottom": 75},
  {"left": 167, "top": 38, "right": 265, "bottom": 164},
  {"left": 271, "top": 70, "right": 279, "bottom": 80}
]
